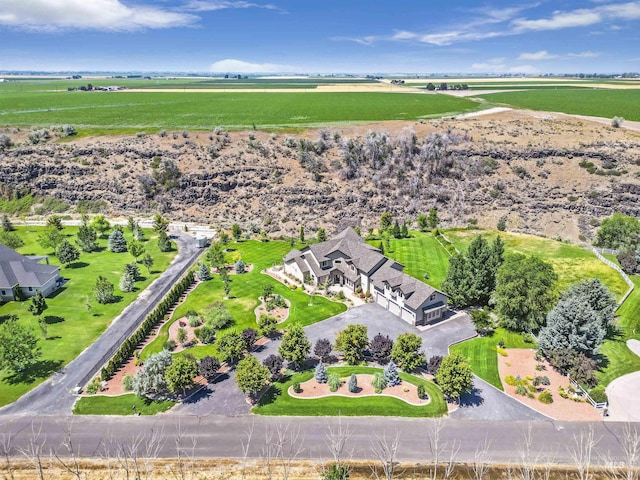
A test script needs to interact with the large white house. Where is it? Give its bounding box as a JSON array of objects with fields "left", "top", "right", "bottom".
[
  {"left": 0, "top": 244, "right": 62, "bottom": 302},
  {"left": 283, "top": 228, "right": 449, "bottom": 326}
]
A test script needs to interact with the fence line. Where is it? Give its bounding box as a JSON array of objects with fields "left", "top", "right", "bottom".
[
  {"left": 593, "top": 247, "right": 620, "bottom": 256},
  {"left": 591, "top": 248, "right": 634, "bottom": 308},
  {"left": 568, "top": 375, "right": 607, "bottom": 409}
]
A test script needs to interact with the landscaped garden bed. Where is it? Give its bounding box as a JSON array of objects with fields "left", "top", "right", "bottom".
[
  {"left": 254, "top": 366, "right": 447, "bottom": 417},
  {"left": 498, "top": 348, "right": 602, "bottom": 421}
]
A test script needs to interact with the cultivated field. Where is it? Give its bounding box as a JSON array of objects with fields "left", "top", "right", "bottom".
[{"left": 0, "top": 91, "right": 480, "bottom": 130}]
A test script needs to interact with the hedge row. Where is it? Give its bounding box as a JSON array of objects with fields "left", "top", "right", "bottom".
[{"left": 100, "top": 270, "right": 195, "bottom": 381}]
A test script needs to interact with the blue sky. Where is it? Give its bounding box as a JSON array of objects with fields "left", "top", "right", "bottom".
[{"left": 1, "top": 0, "right": 639, "bottom": 73}]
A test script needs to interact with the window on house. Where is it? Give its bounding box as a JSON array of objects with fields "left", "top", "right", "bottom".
[
  {"left": 1, "top": 290, "right": 5, "bottom": 295},
  {"left": 28, "top": 287, "right": 33, "bottom": 291},
  {"left": 429, "top": 294, "right": 436, "bottom": 301}
]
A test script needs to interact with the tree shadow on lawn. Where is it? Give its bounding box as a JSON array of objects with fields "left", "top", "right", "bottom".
[
  {"left": 4, "top": 359, "right": 64, "bottom": 385},
  {"left": 257, "top": 384, "right": 281, "bottom": 406},
  {"left": 65, "top": 261, "right": 89, "bottom": 269},
  {"left": 44, "top": 315, "right": 64, "bottom": 324},
  {"left": 458, "top": 386, "right": 485, "bottom": 407}
]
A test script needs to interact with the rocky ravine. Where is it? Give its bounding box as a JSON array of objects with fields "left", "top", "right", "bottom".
[{"left": 1, "top": 110, "right": 639, "bottom": 243}]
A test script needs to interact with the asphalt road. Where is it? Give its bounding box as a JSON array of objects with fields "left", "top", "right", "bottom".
[
  {"left": 0, "top": 230, "right": 204, "bottom": 416},
  {"left": 0, "top": 414, "right": 634, "bottom": 465}
]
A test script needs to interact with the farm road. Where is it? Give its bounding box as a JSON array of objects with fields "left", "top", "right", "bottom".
[{"left": 0, "top": 230, "right": 204, "bottom": 416}]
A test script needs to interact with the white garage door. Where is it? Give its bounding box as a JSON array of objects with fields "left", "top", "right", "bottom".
[
  {"left": 376, "top": 292, "right": 387, "bottom": 308},
  {"left": 388, "top": 301, "right": 401, "bottom": 316},
  {"left": 401, "top": 308, "right": 414, "bottom": 324}
]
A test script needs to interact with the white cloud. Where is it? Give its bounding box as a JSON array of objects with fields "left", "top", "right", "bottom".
[
  {"left": 183, "top": 1, "right": 285, "bottom": 13},
  {"left": 209, "top": 58, "right": 296, "bottom": 73},
  {"left": 518, "top": 50, "right": 559, "bottom": 60},
  {"left": 512, "top": 10, "right": 602, "bottom": 31},
  {"left": 568, "top": 51, "right": 600, "bottom": 57},
  {"left": 0, "top": 0, "right": 197, "bottom": 31}
]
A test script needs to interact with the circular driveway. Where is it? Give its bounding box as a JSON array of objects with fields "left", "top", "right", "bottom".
[{"left": 606, "top": 339, "right": 640, "bottom": 421}]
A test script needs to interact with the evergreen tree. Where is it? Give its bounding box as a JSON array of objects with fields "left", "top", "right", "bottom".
[
  {"left": 400, "top": 223, "right": 409, "bottom": 238},
  {"left": 198, "top": 263, "right": 211, "bottom": 281},
  {"left": 391, "top": 220, "right": 401, "bottom": 239},
  {"left": 348, "top": 374, "right": 358, "bottom": 393},
  {"left": 46, "top": 215, "right": 63, "bottom": 231},
  {"left": 314, "top": 361, "right": 328, "bottom": 383},
  {"left": 56, "top": 240, "right": 80, "bottom": 266},
  {"left": 152, "top": 213, "right": 169, "bottom": 234},
  {"left": 27, "top": 291, "right": 48, "bottom": 319},
  {"left": 417, "top": 214, "right": 428, "bottom": 232},
  {"left": 119, "top": 272, "right": 135, "bottom": 292},
  {"left": 158, "top": 231, "right": 172, "bottom": 252},
  {"left": 0, "top": 231, "right": 23, "bottom": 249},
  {"left": 108, "top": 229, "right": 127, "bottom": 253},
  {"left": 76, "top": 225, "right": 98, "bottom": 252},
  {"left": 380, "top": 212, "right": 393, "bottom": 230},
  {"left": 124, "top": 262, "right": 141, "bottom": 281},
  {"left": 427, "top": 209, "right": 439, "bottom": 229},
  {"left": 299, "top": 225, "right": 305, "bottom": 243},
  {"left": 235, "top": 259, "right": 246, "bottom": 274},
  {"left": 384, "top": 360, "right": 401, "bottom": 386},
  {"left": 141, "top": 253, "right": 154, "bottom": 273},
  {"left": 317, "top": 228, "right": 327, "bottom": 242},
  {"left": 232, "top": 223, "right": 242, "bottom": 241},
  {"left": 1, "top": 215, "right": 13, "bottom": 232}
]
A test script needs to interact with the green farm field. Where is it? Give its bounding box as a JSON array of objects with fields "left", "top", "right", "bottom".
[
  {"left": 0, "top": 226, "right": 176, "bottom": 406},
  {"left": 477, "top": 89, "right": 640, "bottom": 121},
  {"left": 0, "top": 91, "right": 481, "bottom": 131}
]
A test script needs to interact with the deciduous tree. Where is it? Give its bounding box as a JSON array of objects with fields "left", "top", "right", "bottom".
[
  {"left": 165, "top": 356, "right": 197, "bottom": 396},
  {"left": 75, "top": 225, "right": 98, "bottom": 252},
  {"left": 435, "top": 352, "right": 473, "bottom": 403},
  {"left": 198, "top": 356, "right": 220, "bottom": 380},
  {"left": 132, "top": 350, "right": 173, "bottom": 398},
  {"left": 214, "top": 330, "right": 245, "bottom": 363},
  {"left": 278, "top": 324, "right": 311, "bottom": 369},
  {"left": 335, "top": 324, "right": 368, "bottom": 365},
  {"left": 128, "top": 240, "right": 145, "bottom": 262},
  {"left": 390, "top": 333, "right": 425, "bottom": 371},
  {"left": 0, "top": 316, "right": 41, "bottom": 374},
  {"left": 235, "top": 355, "right": 270, "bottom": 397},
  {"left": 369, "top": 333, "right": 393, "bottom": 364},
  {"left": 93, "top": 276, "right": 115, "bottom": 304}
]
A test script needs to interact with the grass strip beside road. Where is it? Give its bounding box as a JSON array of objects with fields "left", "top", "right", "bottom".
[
  {"left": 254, "top": 366, "right": 447, "bottom": 417},
  {"left": 73, "top": 394, "right": 175, "bottom": 415}
]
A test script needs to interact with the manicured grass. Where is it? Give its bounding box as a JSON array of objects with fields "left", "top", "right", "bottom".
[
  {"left": 0, "top": 226, "right": 176, "bottom": 406},
  {"left": 72, "top": 394, "right": 175, "bottom": 415},
  {"left": 445, "top": 229, "right": 628, "bottom": 299},
  {"left": 450, "top": 328, "right": 537, "bottom": 390},
  {"left": 254, "top": 366, "right": 447, "bottom": 417},
  {"left": 0, "top": 91, "right": 481, "bottom": 130},
  {"left": 368, "top": 231, "right": 451, "bottom": 289},
  {"left": 141, "top": 240, "right": 346, "bottom": 360},
  {"left": 477, "top": 89, "right": 640, "bottom": 121}
]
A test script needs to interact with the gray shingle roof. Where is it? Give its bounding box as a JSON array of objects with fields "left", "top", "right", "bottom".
[{"left": 0, "top": 243, "right": 60, "bottom": 290}]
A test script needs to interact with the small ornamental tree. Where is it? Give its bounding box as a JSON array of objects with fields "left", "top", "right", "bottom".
[
  {"left": 93, "top": 276, "right": 115, "bottom": 304},
  {"left": 278, "top": 324, "right": 311, "bottom": 369},
  {"left": 335, "top": 324, "right": 368, "bottom": 365},
  {"left": 257, "top": 314, "right": 278, "bottom": 337},
  {"left": 314, "top": 338, "right": 333, "bottom": 362},
  {"left": 198, "top": 263, "right": 211, "bottom": 281},
  {"left": 132, "top": 350, "right": 173, "bottom": 398},
  {"left": 232, "top": 223, "right": 242, "bottom": 241},
  {"left": 235, "top": 355, "right": 270, "bottom": 397},
  {"left": 384, "top": 360, "right": 401, "bottom": 387},
  {"left": 198, "top": 356, "right": 220, "bottom": 380},
  {"left": 427, "top": 355, "right": 443, "bottom": 375},
  {"left": 0, "top": 316, "right": 41, "bottom": 374},
  {"left": 1, "top": 214, "right": 13, "bottom": 232},
  {"left": 46, "top": 215, "right": 63, "bottom": 231},
  {"left": 214, "top": 331, "right": 245, "bottom": 364},
  {"left": 128, "top": 240, "right": 145, "bottom": 262},
  {"left": 435, "top": 352, "right": 473, "bottom": 403},
  {"left": 108, "top": 229, "right": 127, "bottom": 253},
  {"left": 76, "top": 225, "right": 98, "bottom": 252},
  {"left": 152, "top": 213, "right": 169, "bottom": 234},
  {"left": 390, "top": 333, "right": 425, "bottom": 372},
  {"left": 235, "top": 259, "right": 246, "bottom": 274},
  {"left": 317, "top": 228, "right": 327, "bottom": 242},
  {"left": 241, "top": 328, "right": 258, "bottom": 351},
  {"left": 369, "top": 333, "right": 393, "bottom": 364},
  {"left": 141, "top": 253, "right": 154, "bottom": 273},
  {"left": 0, "top": 231, "right": 23, "bottom": 249},
  {"left": 314, "top": 362, "right": 328, "bottom": 384},
  {"left": 27, "top": 291, "right": 48, "bottom": 319},
  {"left": 348, "top": 374, "right": 358, "bottom": 393},
  {"left": 158, "top": 231, "right": 172, "bottom": 252},
  {"left": 119, "top": 271, "right": 135, "bottom": 293},
  {"left": 165, "top": 356, "right": 197, "bottom": 396},
  {"left": 262, "top": 354, "right": 284, "bottom": 380},
  {"left": 371, "top": 372, "right": 387, "bottom": 393},
  {"left": 39, "top": 227, "right": 64, "bottom": 252},
  {"left": 91, "top": 215, "right": 111, "bottom": 238}
]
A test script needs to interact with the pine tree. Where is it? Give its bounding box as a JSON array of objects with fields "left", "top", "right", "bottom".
[
  {"left": 1, "top": 215, "right": 13, "bottom": 232},
  {"left": 108, "top": 229, "right": 127, "bottom": 253},
  {"left": 384, "top": 360, "right": 401, "bottom": 386},
  {"left": 348, "top": 374, "right": 358, "bottom": 393},
  {"left": 56, "top": 240, "right": 80, "bottom": 266},
  {"left": 119, "top": 272, "right": 135, "bottom": 292},
  {"left": 314, "top": 361, "right": 328, "bottom": 383},
  {"left": 76, "top": 225, "right": 98, "bottom": 252},
  {"left": 299, "top": 225, "right": 305, "bottom": 243},
  {"left": 198, "top": 263, "right": 211, "bottom": 281},
  {"left": 158, "top": 231, "right": 172, "bottom": 252},
  {"left": 400, "top": 223, "right": 409, "bottom": 238}
]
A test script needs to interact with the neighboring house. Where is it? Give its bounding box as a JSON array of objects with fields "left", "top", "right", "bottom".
[
  {"left": 0, "top": 243, "right": 62, "bottom": 302},
  {"left": 283, "top": 228, "right": 449, "bottom": 326}
]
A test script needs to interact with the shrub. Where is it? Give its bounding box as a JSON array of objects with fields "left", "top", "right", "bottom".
[
  {"left": 263, "top": 354, "right": 284, "bottom": 380},
  {"left": 177, "top": 327, "right": 187, "bottom": 344},
  {"left": 328, "top": 374, "right": 342, "bottom": 392},
  {"left": 163, "top": 340, "right": 176, "bottom": 351},
  {"left": 188, "top": 315, "right": 201, "bottom": 327},
  {"left": 528, "top": 384, "right": 537, "bottom": 393},
  {"left": 538, "top": 391, "right": 553, "bottom": 404},
  {"left": 348, "top": 374, "right": 358, "bottom": 393},
  {"left": 504, "top": 375, "right": 518, "bottom": 386},
  {"left": 417, "top": 384, "right": 426, "bottom": 400},
  {"left": 427, "top": 355, "right": 443, "bottom": 375},
  {"left": 558, "top": 386, "right": 569, "bottom": 399},
  {"left": 292, "top": 381, "right": 301, "bottom": 393},
  {"left": 515, "top": 385, "right": 527, "bottom": 396},
  {"left": 122, "top": 375, "right": 134, "bottom": 391},
  {"left": 323, "top": 463, "right": 350, "bottom": 480},
  {"left": 612, "top": 116, "right": 625, "bottom": 128},
  {"left": 315, "top": 362, "right": 328, "bottom": 384},
  {"left": 384, "top": 361, "right": 401, "bottom": 387},
  {"left": 195, "top": 324, "right": 216, "bottom": 344},
  {"left": 371, "top": 372, "right": 387, "bottom": 393},
  {"left": 497, "top": 347, "right": 508, "bottom": 357},
  {"left": 533, "top": 376, "right": 550, "bottom": 387},
  {"left": 257, "top": 314, "right": 278, "bottom": 337},
  {"left": 198, "top": 356, "right": 220, "bottom": 380},
  {"left": 589, "top": 385, "right": 608, "bottom": 404},
  {"left": 86, "top": 381, "right": 100, "bottom": 394}
]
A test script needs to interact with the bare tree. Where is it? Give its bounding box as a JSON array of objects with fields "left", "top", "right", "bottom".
[
  {"left": 168, "top": 420, "right": 199, "bottom": 480},
  {"left": 517, "top": 423, "right": 538, "bottom": 480},
  {"left": 51, "top": 422, "right": 83, "bottom": 480},
  {"left": 370, "top": 431, "right": 400, "bottom": 480},
  {"left": 261, "top": 425, "right": 276, "bottom": 480},
  {"left": 240, "top": 422, "right": 254, "bottom": 480},
  {"left": 604, "top": 423, "right": 640, "bottom": 480},
  {"left": 98, "top": 434, "right": 120, "bottom": 480},
  {"left": 469, "top": 436, "right": 492, "bottom": 480},
  {"left": 17, "top": 421, "right": 46, "bottom": 480},
  {"left": 276, "top": 423, "right": 305, "bottom": 480},
  {"left": 0, "top": 432, "right": 15, "bottom": 480},
  {"left": 326, "top": 417, "right": 352, "bottom": 467},
  {"left": 569, "top": 425, "right": 599, "bottom": 480}
]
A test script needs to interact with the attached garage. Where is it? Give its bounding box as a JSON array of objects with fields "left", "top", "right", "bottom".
[
  {"left": 388, "top": 301, "right": 401, "bottom": 316},
  {"left": 376, "top": 291, "right": 387, "bottom": 308}
]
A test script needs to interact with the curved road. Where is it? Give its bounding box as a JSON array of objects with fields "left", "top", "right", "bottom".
[{"left": 0, "top": 230, "right": 203, "bottom": 416}]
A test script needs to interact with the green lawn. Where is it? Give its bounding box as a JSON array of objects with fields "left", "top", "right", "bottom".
[
  {"left": 0, "top": 226, "right": 176, "bottom": 406},
  {"left": 141, "top": 240, "right": 346, "bottom": 360},
  {"left": 254, "top": 366, "right": 447, "bottom": 417},
  {"left": 477, "top": 89, "right": 640, "bottom": 121},
  {"left": 450, "top": 328, "right": 537, "bottom": 390},
  {"left": 368, "top": 231, "right": 451, "bottom": 289},
  {"left": 0, "top": 91, "right": 481, "bottom": 131},
  {"left": 72, "top": 394, "right": 175, "bottom": 415}
]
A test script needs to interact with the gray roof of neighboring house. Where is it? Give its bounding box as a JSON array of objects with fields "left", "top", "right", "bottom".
[
  {"left": 0, "top": 243, "right": 60, "bottom": 290},
  {"left": 283, "top": 249, "right": 302, "bottom": 263}
]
